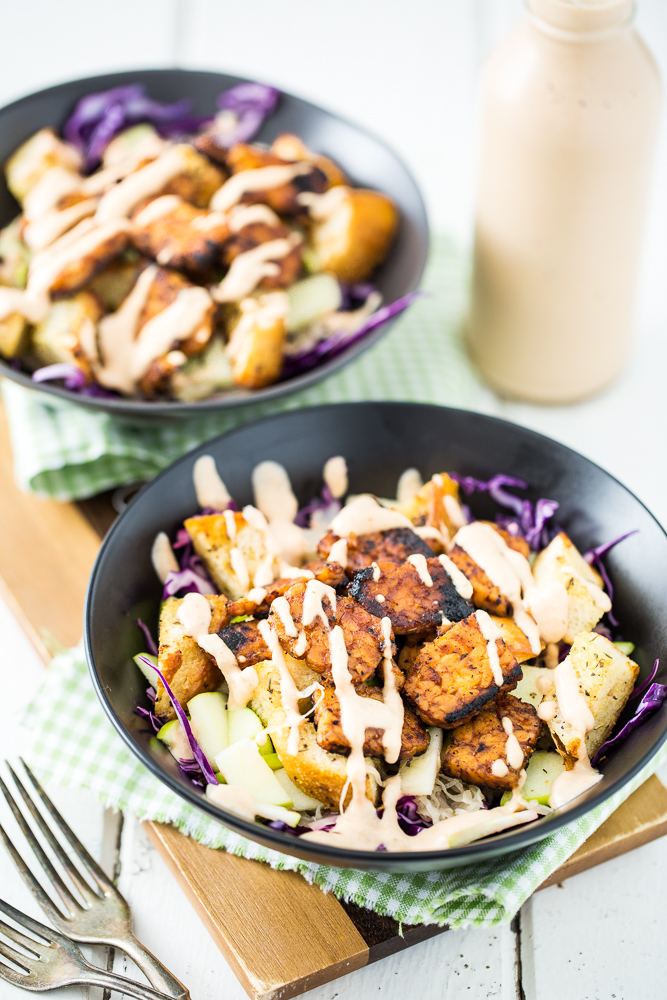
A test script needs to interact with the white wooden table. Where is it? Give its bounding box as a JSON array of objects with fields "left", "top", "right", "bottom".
[{"left": 1, "top": 1, "right": 667, "bottom": 996}]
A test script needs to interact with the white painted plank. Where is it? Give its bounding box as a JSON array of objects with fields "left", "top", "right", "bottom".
[{"left": 523, "top": 831, "right": 667, "bottom": 1000}]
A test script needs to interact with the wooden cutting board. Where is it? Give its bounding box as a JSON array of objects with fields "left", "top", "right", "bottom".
[{"left": 2, "top": 392, "right": 667, "bottom": 1000}]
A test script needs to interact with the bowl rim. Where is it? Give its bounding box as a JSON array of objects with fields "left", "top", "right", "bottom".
[
  {"left": 0, "top": 67, "right": 429, "bottom": 418},
  {"left": 84, "top": 400, "right": 667, "bottom": 867}
]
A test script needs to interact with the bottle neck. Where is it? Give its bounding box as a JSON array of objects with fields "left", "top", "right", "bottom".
[{"left": 528, "top": 0, "right": 635, "bottom": 43}]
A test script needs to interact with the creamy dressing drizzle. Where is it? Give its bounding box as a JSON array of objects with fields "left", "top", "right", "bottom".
[
  {"left": 407, "top": 554, "right": 433, "bottom": 587},
  {"left": 0, "top": 287, "right": 49, "bottom": 324},
  {"left": 193, "top": 454, "right": 232, "bottom": 511},
  {"left": 475, "top": 610, "right": 505, "bottom": 688},
  {"left": 28, "top": 217, "right": 129, "bottom": 297},
  {"left": 24, "top": 197, "right": 98, "bottom": 252},
  {"left": 96, "top": 265, "right": 158, "bottom": 392},
  {"left": 133, "top": 194, "right": 182, "bottom": 228},
  {"left": 296, "top": 185, "right": 349, "bottom": 220},
  {"left": 294, "top": 630, "right": 308, "bottom": 657},
  {"left": 252, "top": 460, "right": 299, "bottom": 522},
  {"left": 23, "top": 167, "right": 81, "bottom": 221},
  {"left": 129, "top": 286, "right": 212, "bottom": 382},
  {"left": 272, "top": 595, "right": 298, "bottom": 637},
  {"left": 326, "top": 538, "right": 348, "bottom": 568},
  {"left": 502, "top": 717, "right": 525, "bottom": 769},
  {"left": 438, "top": 553, "right": 474, "bottom": 600},
  {"left": 94, "top": 145, "right": 193, "bottom": 222},
  {"left": 491, "top": 759, "right": 509, "bottom": 778},
  {"left": 302, "top": 579, "right": 336, "bottom": 627},
  {"left": 396, "top": 468, "right": 423, "bottom": 506},
  {"left": 151, "top": 531, "right": 179, "bottom": 583},
  {"left": 537, "top": 701, "right": 557, "bottom": 721},
  {"left": 570, "top": 568, "right": 612, "bottom": 612},
  {"left": 210, "top": 162, "right": 312, "bottom": 213},
  {"left": 323, "top": 456, "right": 348, "bottom": 499},
  {"left": 178, "top": 592, "right": 258, "bottom": 709},
  {"left": 330, "top": 495, "right": 415, "bottom": 538},
  {"left": 526, "top": 580, "right": 569, "bottom": 644},
  {"left": 443, "top": 494, "right": 467, "bottom": 530},
  {"left": 454, "top": 522, "right": 542, "bottom": 654},
  {"left": 211, "top": 234, "right": 300, "bottom": 303},
  {"left": 371, "top": 562, "right": 381, "bottom": 582},
  {"left": 223, "top": 509, "right": 237, "bottom": 540},
  {"left": 257, "top": 619, "right": 304, "bottom": 754},
  {"left": 547, "top": 655, "right": 602, "bottom": 808},
  {"left": 228, "top": 203, "right": 281, "bottom": 231}
]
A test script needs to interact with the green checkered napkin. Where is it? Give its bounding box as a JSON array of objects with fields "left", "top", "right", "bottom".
[
  {"left": 22, "top": 645, "right": 667, "bottom": 930},
  {"left": 2, "top": 236, "right": 487, "bottom": 502}
]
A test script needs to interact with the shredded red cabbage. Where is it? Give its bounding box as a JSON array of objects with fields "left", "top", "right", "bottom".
[
  {"left": 32, "top": 363, "right": 87, "bottom": 390},
  {"left": 294, "top": 484, "right": 341, "bottom": 528},
  {"left": 135, "top": 618, "right": 158, "bottom": 657},
  {"left": 136, "top": 704, "right": 161, "bottom": 733},
  {"left": 449, "top": 473, "right": 558, "bottom": 549},
  {"left": 163, "top": 529, "right": 216, "bottom": 599},
  {"left": 584, "top": 530, "right": 638, "bottom": 628},
  {"left": 591, "top": 660, "right": 666, "bottom": 766},
  {"left": 212, "top": 82, "right": 280, "bottom": 147},
  {"left": 281, "top": 291, "right": 423, "bottom": 380},
  {"left": 63, "top": 84, "right": 196, "bottom": 171},
  {"left": 139, "top": 656, "right": 218, "bottom": 784},
  {"left": 629, "top": 657, "right": 660, "bottom": 701},
  {"left": 394, "top": 795, "right": 432, "bottom": 836}
]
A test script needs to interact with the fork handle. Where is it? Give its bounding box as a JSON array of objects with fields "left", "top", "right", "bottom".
[
  {"left": 76, "top": 966, "right": 181, "bottom": 1000},
  {"left": 108, "top": 932, "right": 189, "bottom": 999}
]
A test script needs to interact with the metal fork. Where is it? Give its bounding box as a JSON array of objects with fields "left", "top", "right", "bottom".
[
  {"left": 0, "top": 761, "right": 188, "bottom": 998},
  {"left": 0, "top": 896, "right": 174, "bottom": 998}
]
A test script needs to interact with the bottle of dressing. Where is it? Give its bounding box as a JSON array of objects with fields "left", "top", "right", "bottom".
[{"left": 467, "top": 0, "right": 661, "bottom": 404}]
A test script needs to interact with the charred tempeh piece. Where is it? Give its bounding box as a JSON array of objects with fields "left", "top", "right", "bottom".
[
  {"left": 318, "top": 526, "right": 435, "bottom": 573},
  {"left": 348, "top": 557, "right": 474, "bottom": 634},
  {"left": 403, "top": 612, "right": 521, "bottom": 728},
  {"left": 440, "top": 694, "right": 541, "bottom": 790}
]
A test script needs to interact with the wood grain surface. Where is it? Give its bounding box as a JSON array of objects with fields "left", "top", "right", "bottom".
[{"left": 2, "top": 391, "right": 667, "bottom": 1000}]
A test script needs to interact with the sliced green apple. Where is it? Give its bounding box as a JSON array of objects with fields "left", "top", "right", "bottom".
[
  {"left": 156, "top": 719, "right": 193, "bottom": 763},
  {"left": 398, "top": 726, "right": 443, "bottom": 796},
  {"left": 187, "top": 691, "right": 229, "bottom": 763},
  {"left": 134, "top": 652, "right": 159, "bottom": 687},
  {"left": 227, "top": 707, "right": 264, "bottom": 745},
  {"left": 273, "top": 769, "right": 322, "bottom": 811},
  {"left": 214, "top": 739, "right": 293, "bottom": 807}
]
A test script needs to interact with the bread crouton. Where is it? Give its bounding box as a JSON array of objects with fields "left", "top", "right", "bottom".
[
  {"left": 250, "top": 657, "right": 381, "bottom": 809},
  {"left": 395, "top": 472, "right": 465, "bottom": 542},
  {"left": 184, "top": 511, "right": 275, "bottom": 600},
  {"left": 543, "top": 631, "right": 639, "bottom": 759},
  {"left": 155, "top": 595, "right": 230, "bottom": 719},
  {"left": 532, "top": 532, "right": 611, "bottom": 643},
  {"left": 5, "top": 128, "right": 81, "bottom": 203}
]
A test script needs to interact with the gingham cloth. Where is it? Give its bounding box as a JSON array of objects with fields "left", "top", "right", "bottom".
[
  {"left": 22, "top": 646, "right": 667, "bottom": 929},
  {"left": 1, "top": 236, "right": 489, "bottom": 502}
]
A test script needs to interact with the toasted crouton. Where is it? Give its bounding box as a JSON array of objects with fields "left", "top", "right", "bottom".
[
  {"left": 310, "top": 187, "right": 398, "bottom": 283},
  {"left": 491, "top": 615, "right": 541, "bottom": 663},
  {"left": 161, "top": 145, "right": 227, "bottom": 208},
  {"left": 0, "top": 313, "right": 30, "bottom": 359},
  {"left": 184, "top": 511, "right": 275, "bottom": 600},
  {"left": 544, "top": 631, "right": 639, "bottom": 759},
  {"left": 249, "top": 656, "right": 381, "bottom": 808},
  {"left": 396, "top": 472, "right": 465, "bottom": 542},
  {"left": 533, "top": 532, "right": 610, "bottom": 643},
  {"left": 156, "top": 595, "right": 231, "bottom": 719},
  {"left": 225, "top": 292, "right": 287, "bottom": 389},
  {"left": 31, "top": 291, "right": 102, "bottom": 376},
  {"left": 5, "top": 128, "right": 81, "bottom": 203}
]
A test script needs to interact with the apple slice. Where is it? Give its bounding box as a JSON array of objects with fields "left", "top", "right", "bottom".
[
  {"left": 188, "top": 691, "right": 229, "bottom": 763},
  {"left": 156, "top": 719, "right": 193, "bottom": 763},
  {"left": 206, "top": 784, "right": 300, "bottom": 827},
  {"left": 227, "top": 707, "right": 263, "bottom": 745},
  {"left": 398, "top": 727, "right": 443, "bottom": 796},
  {"left": 214, "top": 739, "right": 293, "bottom": 807},
  {"left": 274, "top": 768, "right": 322, "bottom": 811},
  {"left": 134, "top": 652, "right": 159, "bottom": 687}
]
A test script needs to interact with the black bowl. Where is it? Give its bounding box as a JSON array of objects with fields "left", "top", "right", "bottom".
[
  {"left": 0, "top": 69, "right": 428, "bottom": 419},
  {"left": 84, "top": 402, "right": 667, "bottom": 872}
]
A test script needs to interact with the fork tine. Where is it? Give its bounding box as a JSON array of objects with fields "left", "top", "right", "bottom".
[
  {"left": 0, "top": 958, "right": 29, "bottom": 986},
  {"left": 5, "top": 763, "right": 101, "bottom": 906},
  {"left": 0, "top": 777, "right": 79, "bottom": 916},
  {"left": 0, "top": 898, "right": 56, "bottom": 944},
  {"left": 19, "top": 760, "right": 114, "bottom": 894},
  {"left": 0, "top": 818, "right": 73, "bottom": 924},
  {"left": 0, "top": 917, "right": 43, "bottom": 957},
  {"left": 0, "top": 935, "right": 38, "bottom": 973}
]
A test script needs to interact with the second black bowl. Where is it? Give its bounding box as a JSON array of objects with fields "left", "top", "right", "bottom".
[
  {"left": 84, "top": 402, "right": 667, "bottom": 872},
  {"left": 0, "top": 69, "right": 428, "bottom": 418}
]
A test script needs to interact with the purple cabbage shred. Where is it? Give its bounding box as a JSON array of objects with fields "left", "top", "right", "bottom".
[
  {"left": 281, "top": 291, "right": 423, "bottom": 380},
  {"left": 164, "top": 529, "right": 217, "bottom": 599},
  {"left": 135, "top": 618, "right": 158, "bottom": 657},
  {"left": 592, "top": 659, "right": 666, "bottom": 766},
  {"left": 139, "top": 655, "right": 218, "bottom": 784},
  {"left": 136, "top": 705, "right": 161, "bottom": 733},
  {"left": 294, "top": 483, "right": 341, "bottom": 529},
  {"left": 267, "top": 820, "right": 313, "bottom": 836},
  {"left": 211, "top": 82, "right": 280, "bottom": 147},
  {"left": 394, "top": 795, "right": 432, "bottom": 836},
  {"left": 63, "top": 84, "right": 195, "bottom": 171},
  {"left": 32, "top": 363, "right": 87, "bottom": 390},
  {"left": 584, "top": 530, "right": 638, "bottom": 627},
  {"left": 449, "top": 473, "right": 558, "bottom": 549}
]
